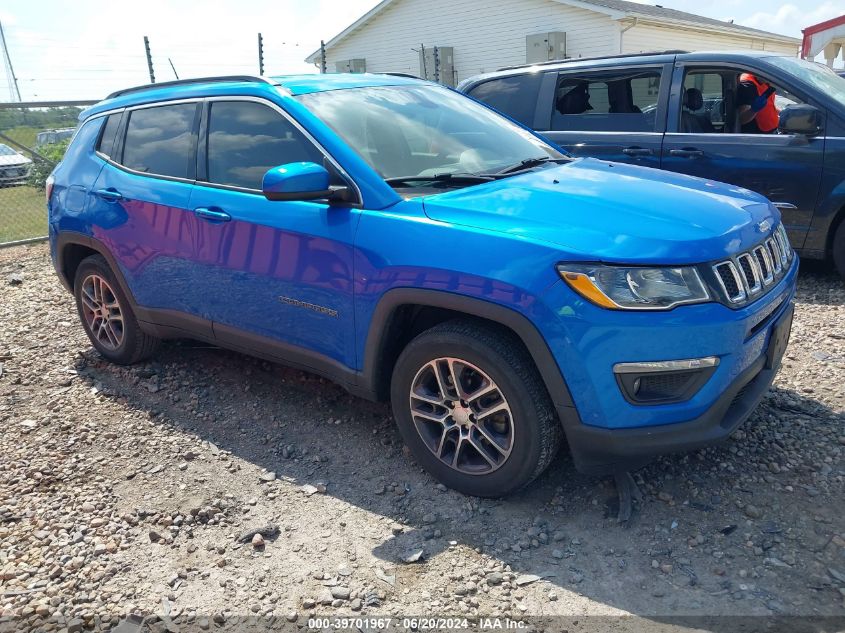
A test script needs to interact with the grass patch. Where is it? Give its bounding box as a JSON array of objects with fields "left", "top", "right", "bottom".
[
  {"left": 1, "top": 126, "right": 41, "bottom": 151},
  {"left": 0, "top": 185, "right": 47, "bottom": 243}
]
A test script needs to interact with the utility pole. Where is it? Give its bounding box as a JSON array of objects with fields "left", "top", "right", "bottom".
[
  {"left": 143, "top": 36, "right": 155, "bottom": 84},
  {"left": 420, "top": 44, "right": 427, "bottom": 80},
  {"left": 0, "top": 21, "right": 21, "bottom": 101},
  {"left": 168, "top": 58, "right": 179, "bottom": 80},
  {"left": 433, "top": 46, "right": 440, "bottom": 84},
  {"left": 258, "top": 33, "right": 264, "bottom": 75},
  {"left": 320, "top": 40, "right": 327, "bottom": 74}
]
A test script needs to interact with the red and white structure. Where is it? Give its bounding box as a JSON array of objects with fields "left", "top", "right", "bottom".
[{"left": 802, "top": 15, "right": 845, "bottom": 67}]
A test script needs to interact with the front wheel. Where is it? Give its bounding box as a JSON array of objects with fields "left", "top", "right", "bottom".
[{"left": 390, "top": 320, "right": 561, "bottom": 497}]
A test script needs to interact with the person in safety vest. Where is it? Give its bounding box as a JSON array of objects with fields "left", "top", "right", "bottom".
[{"left": 737, "top": 73, "right": 779, "bottom": 134}]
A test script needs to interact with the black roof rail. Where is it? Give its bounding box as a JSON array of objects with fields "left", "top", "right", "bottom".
[
  {"left": 379, "top": 72, "right": 421, "bottom": 79},
  {"left": 106, "top": 75, "right": 279, "bottom": 99},
  {"left": 496, "top": 50, "right": 689, "bottom": 72}
]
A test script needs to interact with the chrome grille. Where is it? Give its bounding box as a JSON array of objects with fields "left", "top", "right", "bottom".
[
  {"left": 713, "top": 224, "right": 793, "bottom": 305},
  {"left": 765, "top": 238, "right": 781, "bottom": 274},
  {"left": 737, "top": 253, "right": 761, "bottom": 295},
  {"left": 714, "top": 261, "right": 745, "bottom": 303},
  {"left": 753, "top": 245, "right": 772, "bottom": 284}
]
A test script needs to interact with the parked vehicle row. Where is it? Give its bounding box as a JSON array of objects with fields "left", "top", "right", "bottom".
[
  {"left": 48, "top": 72, "right": 796, "bottom": 496},
  {"left": 459, "top": 51, "right": 845, "bottom": 278}
]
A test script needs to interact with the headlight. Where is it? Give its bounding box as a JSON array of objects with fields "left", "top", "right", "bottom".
[{"left": 557, "top": 264, "right": 710, "bottom": 310}]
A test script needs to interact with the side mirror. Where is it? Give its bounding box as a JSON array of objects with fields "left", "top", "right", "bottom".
[
  {"left": 778, "top": 104, "right": 823, "bottom": 137},
  {"left": 262, "top": 162, "right": 341, "bottom": 202}
]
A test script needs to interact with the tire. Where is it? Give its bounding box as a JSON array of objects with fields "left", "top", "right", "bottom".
[
  {"left": 390, "top": 320, "right": 561, "bottom": 497},
  {"left": 73, "top": 254, "right": 160, "bottom": 365},
  {"left": 833, "top": 220, "right": 845, "bottom": 281}
]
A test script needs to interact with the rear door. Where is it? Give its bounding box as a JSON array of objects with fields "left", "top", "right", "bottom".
[
  {"left": 535, "top": 64, "right": 671, "bottom": 168},
  {"left": 86, "top": 100, "right": 209, "bottom": 335},
  {"left": 661, "top": 64, "right": 825, "bottom": 248}
]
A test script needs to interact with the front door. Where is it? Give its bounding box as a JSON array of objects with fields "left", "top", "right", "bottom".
[
  {"left": 537, "top": 65, "right": 670, "bottom": 169},
  {"left": 187, "top": 99, "right": 359, "bottom": 369},
  {"left": 661, "top": 65, "right": 825, "bottom": 248}
]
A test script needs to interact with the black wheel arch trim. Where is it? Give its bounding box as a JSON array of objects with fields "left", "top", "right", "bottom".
[{"left": 361, "top": 288, "right": 575, "bottom": 410}]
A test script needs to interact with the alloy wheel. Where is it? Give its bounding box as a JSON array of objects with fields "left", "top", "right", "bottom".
[
  {"left": 409, "top": 357, "right": 514, "bottom": 475},
  {"left": 80, "top": 274, "right": 124, "bottom": 350}
]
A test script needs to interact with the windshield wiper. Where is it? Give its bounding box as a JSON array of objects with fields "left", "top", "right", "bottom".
[
  {"left": 384, "top": 173, "right": 494, "bottom": 187},
  {"left": 484, "top": 156, "right": 570, "bottom": 177}
]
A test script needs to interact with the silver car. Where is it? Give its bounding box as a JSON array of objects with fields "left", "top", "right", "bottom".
[{"left": 0, "top": 144, "right": 32, "bottom": 185}]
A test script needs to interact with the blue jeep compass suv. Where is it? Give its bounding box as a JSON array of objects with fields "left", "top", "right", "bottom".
[{"left": 48, "top": 74, "right": 797, "bottom": 496}]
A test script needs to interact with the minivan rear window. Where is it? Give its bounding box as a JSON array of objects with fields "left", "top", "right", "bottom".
[
  {"left": 467, "top": 73, "right": 543, "bottom": 127},
  {"left": 122, "top": 103, "right": 197, "bottom": 179},
  {"left": 551, "top": 69, "right": 662, "bottom": 132}
]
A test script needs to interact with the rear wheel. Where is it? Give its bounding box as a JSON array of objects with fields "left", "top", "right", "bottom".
[
  {"left": 833, "top": 220, "right": 845, "bottom": 280},
  {"left": 73, "top": 255, "right": 160, "bottom": 364},
  {"left": 390, "top": 320, "right": 561, "bottom": 497}
]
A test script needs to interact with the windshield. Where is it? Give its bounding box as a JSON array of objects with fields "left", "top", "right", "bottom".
[
  {"left": 0, "top": 144, "right": 17, "bottom": 156},
  {"left": 297, "top": 85, "right": 564, "bottom": 184},
  {"left": 767, "top": 56, "right": 845, "bottom": 108}
]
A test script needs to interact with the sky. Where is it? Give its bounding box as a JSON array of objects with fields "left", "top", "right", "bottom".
[{"left": 0, "top": 0, "right": 842, "bottom": 101}]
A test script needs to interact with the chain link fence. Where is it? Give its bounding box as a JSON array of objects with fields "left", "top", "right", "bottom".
[{"left": 0, "top": 101, "right": 96, "bottom": 247}]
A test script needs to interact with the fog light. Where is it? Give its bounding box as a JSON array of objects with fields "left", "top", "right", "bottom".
[{"left": 613, "top": 357, "right": 719, "bottom": 405}]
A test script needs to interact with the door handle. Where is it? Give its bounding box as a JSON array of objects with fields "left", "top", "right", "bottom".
[
  {"left": 94, "top": 188, "right": 123, "bottom": 202},
  {"left": 622, "top": 147, "right": 653, "bottom": 156},
  {"left": 194, "top": 207, "right": 231, "bottom": 222},
  {"left": 669, "top": 148, "right": 704, "bottom": 158},
  {"left": 772, "top": 202, "right": 797, "bottom": 210}
]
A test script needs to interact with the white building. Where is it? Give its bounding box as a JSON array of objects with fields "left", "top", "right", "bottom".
[{"left": 305, "top": 0, "right": 800, "bottom": 86}]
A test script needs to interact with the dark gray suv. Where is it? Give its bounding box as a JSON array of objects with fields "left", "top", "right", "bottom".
[{"left": 460, "top": 50, "right": 845, "bottom": 278}]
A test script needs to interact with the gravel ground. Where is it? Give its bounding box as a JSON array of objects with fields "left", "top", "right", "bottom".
[{"left": 1, "top": 243, "right": 844, "bottom": 632}]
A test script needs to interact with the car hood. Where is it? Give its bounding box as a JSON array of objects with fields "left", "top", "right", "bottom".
[
  {"left": 0, "top": 155, "right": 31, "bottom": 167},
  {"left": 420, "top": 158, "right": 778, "bottom": 264}
]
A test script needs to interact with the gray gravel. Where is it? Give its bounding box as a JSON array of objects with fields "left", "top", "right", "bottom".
[{"left": 0, "top": 244, "right": 843, "bottom": 631}]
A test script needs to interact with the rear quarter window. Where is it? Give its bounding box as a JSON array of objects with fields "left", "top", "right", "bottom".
[
  {"left": 96, "top": 113, "right": 122, "bottom": 158},
  {"left": 467, "top": 73, "right": 543, "bottom": 127}
]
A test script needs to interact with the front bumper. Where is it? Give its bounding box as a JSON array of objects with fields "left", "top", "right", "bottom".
[
  {"left": 560, "top": 304, "right": 791, "bottom": 474},
  {"left": 542, "top": 257, "right": 798, "bottom": 475},
  {"left": 0, "top": 165, "right": 31, "bottom": 183}
]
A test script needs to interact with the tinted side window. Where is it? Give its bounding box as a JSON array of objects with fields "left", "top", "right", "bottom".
[
  {"left": 467, "top": 74, "right": 542, "bottom": 127},
  {"left": 122, "top": 103, "right": 197, "bottom": 178},
  {"left": 206, "top": 101, "right": 323, "bottom": 190},
  {"left": 96, "top": 113, "right": 121, "bottom": 158},
  {"left": 551, "top": 69, "right": 661, "bottom": 132}
]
